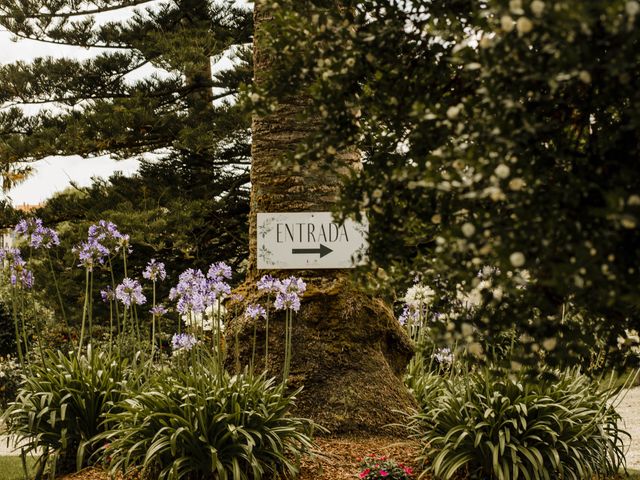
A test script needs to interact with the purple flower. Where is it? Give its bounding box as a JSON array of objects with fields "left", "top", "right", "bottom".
[
  {"left": 279, "top": 276, "right": 307, "bottom": 295},
  {"left": 171, "top": 333, "right": 198, "bottom": 353},
  {"left": 274, "top": 292, "right": 301, "bottom": 312},
  {"left": 11, "top": 268, "right": 33, "bottom": 289},
  {"left": 143, "top": 259, "right": 166, "bottom": 282},
  {"left": 100, "top": 286, "right": 115, "bottom": 302},
  {"left": 14, "top": 218, "right": 59, "bottom": 249},
  {"left": 245, "top": 304, "right": 267, "bottom": 320},
  {"left": 87, "top": 220, "right": 130, "bottom": 254},
  {"left": 150, "top": 304, "right": 168, "bottom": 316},
  {"left": 73, "top": 239, "right": 109, "bottom": 271},
  {"left": 398, "top": 305, "right": 419, "bottom": 326},
  {"left": 169, "top": 268, "right": 208, "bottom": 314},
  {"left": 15, "top": 218, "right": 42, "bottom": 236},
  {"left": 207, "top": 262, "right": 232, "bottom": 282},
  {"left": 273, "top": 276, "right": 306, "bottom": 312},
  {"left": 0, "top": 248, "right": 33, "bottom": 289},
  {"left": 115, "top": 278, "right": 146, "bottom": 307},
  {"left": 229, "top": 293, "right": 244, "bottom": 302},
  {"left": 257, "top": 274, "right": 280, "bottom": 293}
]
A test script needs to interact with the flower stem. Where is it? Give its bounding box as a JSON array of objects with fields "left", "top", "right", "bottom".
[
  {"left": 78, "top": 269, "right": 90, "bottom": 357},
  {"left": 46, "top": 250, "right": 68, "bottom": 328}
]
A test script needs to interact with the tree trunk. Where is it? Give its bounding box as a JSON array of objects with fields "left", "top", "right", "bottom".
[{"left": 230, "top": 0, "right": 415, "bottom": 434}]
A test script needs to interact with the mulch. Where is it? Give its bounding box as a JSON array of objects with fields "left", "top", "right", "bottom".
[{"left": 58, "top": 435, "right": 425, "bottom": 480}]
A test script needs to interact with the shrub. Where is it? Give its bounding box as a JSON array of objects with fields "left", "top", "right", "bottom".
[
  {"left": 407, "top": 367, "right": 628, "bottom": 480},
  {"left": 0, "top": 355, "right": 23, "bottom": 410},
  {"left": 357, "top": 455, "right": 414, "bottom": 479},
  {"left": 99, "top": 354, "right": 317, "bottom": 480},
  {"left": 1, "top": 345, "right": 129, "bottom": 476}
]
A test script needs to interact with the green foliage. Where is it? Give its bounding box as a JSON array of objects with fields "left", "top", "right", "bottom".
[
  {"left": 407, "top": 367, "right": 629, "bottom": 480},
  {"left": 100, "top": 355, "right": 317, "bottom": 480},
  {"left": 30, "top": 165, "right": 248, "bottom": 325},
  {"left": 257, "top": 0, "right": 640, "bottom": 366},
  {"left": 1, "top": 346, "right": 130, "bottom": 476},
  {"left": 0, "top": 355, "right": 23, "bottom": 410},
  {"left": 0, "top": 0, "right": 252, "bottom": 171}
]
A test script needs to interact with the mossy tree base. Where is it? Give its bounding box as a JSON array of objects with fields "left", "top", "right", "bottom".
[{"left": 228, "top": 276, "right": 416, "bottom": 434}]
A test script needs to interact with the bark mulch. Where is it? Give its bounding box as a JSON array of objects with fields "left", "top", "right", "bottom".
[{"left": 58, "top": 435, "right": 424, "bottom": 480}]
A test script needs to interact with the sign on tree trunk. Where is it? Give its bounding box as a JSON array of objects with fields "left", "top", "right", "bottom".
[{"left": 257, "top": 212, "right": 368, "bottom": 269}]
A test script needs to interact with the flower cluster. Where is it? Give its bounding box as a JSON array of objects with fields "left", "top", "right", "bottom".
[
  {"left": 357, "top": 455, "right": 414, "bottom": 480},
  {"left": 73, "top": 239, "right": 110, "bottom": 271},
  {"left": 169, "top": 262, "right": 232, "bottom": 316},
  {"left": 88, "top": 220, "right": 130, "bottom": 253},
  {"left": 100, "top": 286, "right": 115, "bottom": 302},
  {"left": 115, "top": 278, "right": 147, "bottom": 307},
  {"left": 245, "top": 304, "right": 266, "bottom": 320},
  {"left": 433, "top": 347, "right": 454, "bottom": 366},
  {"left": 398, "top": 282, "right": 438, "bottom": 327},
  {"left": 182, "top": 302, "right": 226, "bottom": 332},
  {"left": 143, "top": 259, "right": 166, "bottom": 282},
  {"left": 14, "top": 217, "right": 60, "bottom": 249},
  {"left": 256, "top": 275, "right": 306, "bottom": 312},
  {"left": 171, "top": 333, "right": 198, "bottom": 354},
  {"left": 0, "top": 247, "right": 33, "bottom": 289},
  {"left": 150, "top": 304, "right": 168, "bottom": 316}
]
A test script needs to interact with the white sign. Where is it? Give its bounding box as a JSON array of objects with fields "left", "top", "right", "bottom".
[{"left": 257, "top": 212, "right": 368, "bottom": 269}]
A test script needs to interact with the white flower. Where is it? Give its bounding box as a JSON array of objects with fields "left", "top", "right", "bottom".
[
  {"left": 627, "top": 1, "right": 640, "bottom": 17},
  {"left": 495, "top": 164, "right": 511, "bottom": 179},
  {"left": 501, "top": 15, "right": 516, "bottom": 32},
  {"left": 509, "top": 178, "right": 525, "bottom": 191},
  {"left": 509, "top": 0, "right": 524, "bottom": 14},
  {"left": 509, "top": 252, "right": 526, "bottom": 267},
  {"left": 404, "top": 284, "right": 436, "bottom": 307},
  {"left": 516, "top": 16, "right": 534, "bottom": 34},
  {"left": 446, "top": 105, "right": 461, "bottom": 119},
  {"left": 182, "top": 301, "right": 227, "bottom": 332},
  {"left": 530, "top": 0, "right": 545, "bottom": 17},
  {"left": 578, "top": 70, "right": 592, "bottom": 84},
  {"left": 462, "top": 222, "right": 476, "bottom": 237}
]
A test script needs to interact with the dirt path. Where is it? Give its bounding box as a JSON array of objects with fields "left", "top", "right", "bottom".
[{"left": 617, "top": 386, "right": 640, "bottom": 470}]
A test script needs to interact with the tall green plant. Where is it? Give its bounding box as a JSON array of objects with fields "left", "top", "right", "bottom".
[
  {"left": 1, "top": 346, "right": 130, "bottom": 477},
  {"left": 99, "top": 354, "right": 317, "bottom": 480},
  {"left": 406, "top": 367, "right": 629, "bottom": 480}
]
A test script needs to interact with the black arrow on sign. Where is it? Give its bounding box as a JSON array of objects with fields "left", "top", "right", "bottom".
[{"left": 292, "top": 244, "right": 333, "bottom": 258}]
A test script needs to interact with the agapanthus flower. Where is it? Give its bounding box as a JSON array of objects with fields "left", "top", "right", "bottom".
[
  {"left": 169, "top": 268, "right": 208, "bottom": 314},
  {"left": 171, "top": 333, "right": 198, "bottom": 353},
  {"left": 398, "top": 305, "right": 419, "bottom": 326},
  {"left": 100, "top": 286, "right": 115, "bottom": 302},
  {"left": 87, "top": 220, "right": 130, "bottom": 254},
  {"left": 229, "top": 293, "right": 244, "bottom": 302},
  {"left": 279, "top": 276, "right": 307, "bottom": 295},
  {"left": 15, "top": 218, "right": 60, "bottom": 249},
  {"left": 150, "top": 304, "right": 168, "bottom": 316},
  {"left": 274, "top": 292, "right": 301, "bottom": 312},
  {"left": 0, "top": 247, "right": 22, "bottom": 265},
  {"left": 11, "top": 267, "right": 33, "bottom": 289},
  {"left": 245, "top": 304, "right": 266, "bottom": 320},
  {"left": 73, "top": 239, "right": 109, "bottom": 271},
  {"left": 207, "top": 261, "right": 232, "bottom": 282},
  {"left": 434, "top": 347, "right": 454, "bottom": 365},
  {"left": 257, "top": 274, "right": 280, "bottom": 292},
  {"left": 273, "top": 276, "right": 306, "bottom": 312},
  {"left": 182, "top": 301, "right": 226, "bottom": 332},
  {"left": 115, "top": 278, "right": 146, "bottom": 307},
  {"left": 208, "top": 279, "right": 231, "bottom": 301},
  {"left": 404, "top": 283, "right": 435, "bottom": 307},
  {"left": 143, "top": 259, "right": 166, "bottom": 282}
]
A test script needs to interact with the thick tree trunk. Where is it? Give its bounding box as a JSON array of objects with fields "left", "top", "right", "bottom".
[{"left": 230, "top": 0, "right": 415, "bottom": 434}]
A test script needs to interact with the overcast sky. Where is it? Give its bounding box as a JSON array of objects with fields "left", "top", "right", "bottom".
[{"left": 0, "top": 8, "right": 146, "bottom": 206}]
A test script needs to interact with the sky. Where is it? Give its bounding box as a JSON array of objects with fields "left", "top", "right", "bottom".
[{"left": 0, "top": 7, "right": 147, "bottom": 206}]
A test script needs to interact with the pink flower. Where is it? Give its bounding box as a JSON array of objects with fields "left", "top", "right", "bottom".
[
  {"left": 403, "top": 466, "right": 414, "bottom": 475},
  {"left": 380, "top": 470, "right": 389, "bottom": 477},
  {"left": 359, "top": 468, "right": 370, "bottom": 479}
]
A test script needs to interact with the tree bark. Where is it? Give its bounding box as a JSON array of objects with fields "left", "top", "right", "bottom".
[{"left": 230, "top": 0, "right": 415, "bottom": 434}]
